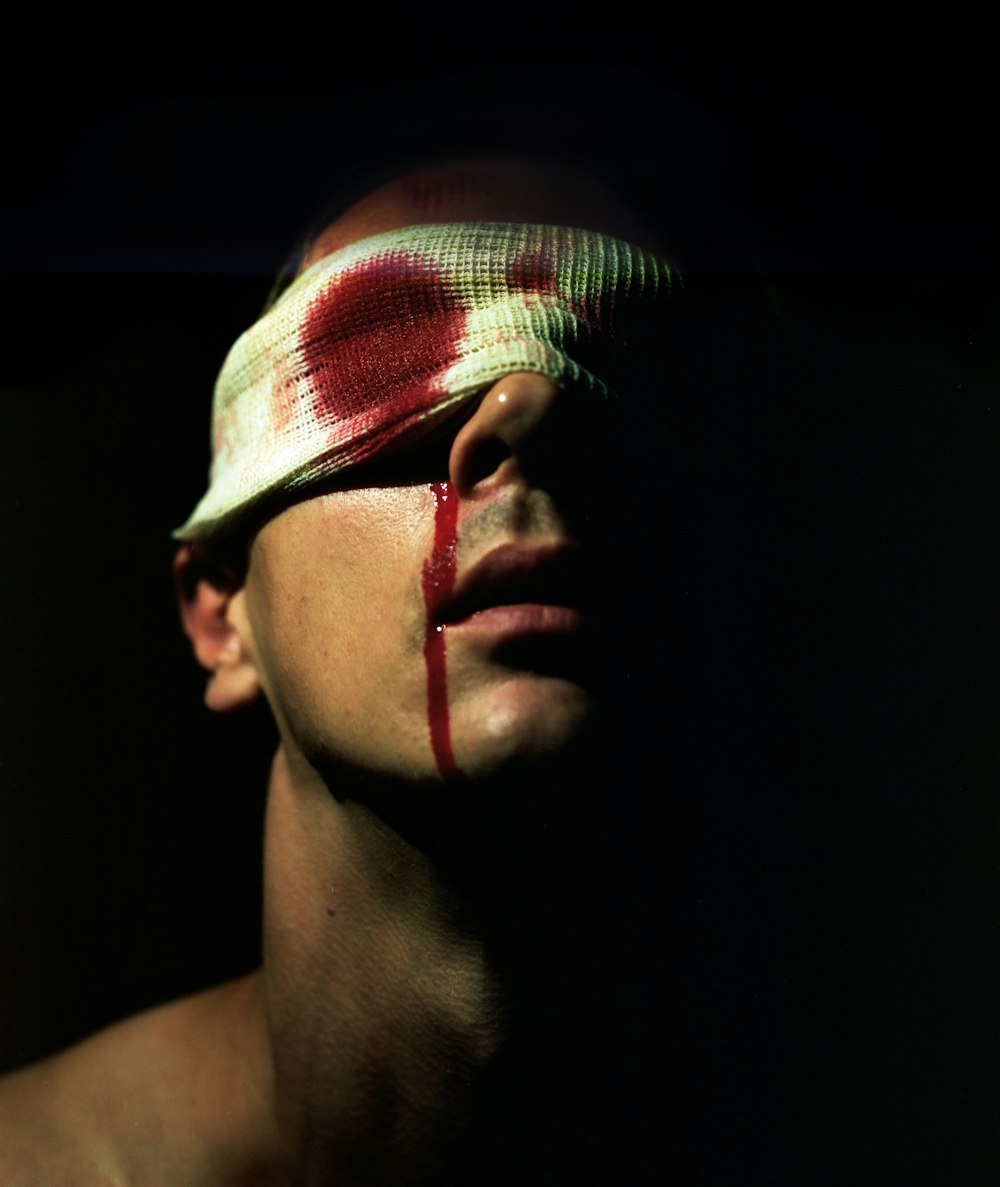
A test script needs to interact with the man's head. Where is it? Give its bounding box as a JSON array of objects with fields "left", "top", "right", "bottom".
[{"left": 175, "top": 158, "right": 669, "bottom": 785}]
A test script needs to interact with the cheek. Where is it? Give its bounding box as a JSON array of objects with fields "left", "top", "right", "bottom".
[{"left": 241, "top": 488, "right": 438, "bottom": 759}]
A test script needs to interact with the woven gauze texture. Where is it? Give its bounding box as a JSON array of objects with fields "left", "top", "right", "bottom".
[{"left": 175, "top": 222, "right": 670, "bottom": 540}]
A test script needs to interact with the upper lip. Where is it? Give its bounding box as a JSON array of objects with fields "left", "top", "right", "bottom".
[{"left": 437, "top": 544, "right": 586, "bottom": 625}]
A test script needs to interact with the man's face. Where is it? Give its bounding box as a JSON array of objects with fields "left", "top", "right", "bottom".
[
  {"left": 214, "top": 160, "right": 653, "bottom": 785},
  {"left": 237, "top": 371, "right": 600, "bottom": 783}
]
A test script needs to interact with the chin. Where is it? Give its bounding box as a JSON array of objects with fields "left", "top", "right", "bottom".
[{"left": 450, "top": 678, "right": 593, "bottom": 780}]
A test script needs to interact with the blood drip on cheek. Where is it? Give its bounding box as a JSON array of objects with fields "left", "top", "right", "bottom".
[{"left": 422, "top": 481, "right": 463, "bottom": 779}]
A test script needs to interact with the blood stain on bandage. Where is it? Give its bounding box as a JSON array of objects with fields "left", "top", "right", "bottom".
[
  {"left": 298, "top": 253, "right": 468, "bottom": 456},
  {"left": 505, "top": 243, "right": 606, "bottom": 353},
  {"left": 422, "top": 481, "right": 463, "bottom": 779},
  {"left": 505, "top": 245, "right": 562, "bottom": 301}
]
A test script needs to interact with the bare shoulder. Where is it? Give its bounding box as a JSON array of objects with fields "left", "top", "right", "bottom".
[
  {"left": 0, "top": 973, "right": 287, "bottom": 1187},
  {"left": 0, "top": 1052, "right": 124, "bottom": 1186}
]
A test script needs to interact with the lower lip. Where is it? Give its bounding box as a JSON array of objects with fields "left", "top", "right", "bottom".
[{"left": 448, "top": 604, "right": 586, "bottom": 634}]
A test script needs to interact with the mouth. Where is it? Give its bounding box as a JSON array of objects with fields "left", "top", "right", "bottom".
[{"left": 436, "top": 544, "right": 587, "bottom": 633}]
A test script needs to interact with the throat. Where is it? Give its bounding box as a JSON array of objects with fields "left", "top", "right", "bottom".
[
  {"left": 261, "top": 743, "right": 654, "bottom": 1185},
  {"left": 262, "top": 754, "right": 505, "bottom": 1181}
]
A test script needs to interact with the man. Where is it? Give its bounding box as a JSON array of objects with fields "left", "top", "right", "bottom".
[{"left": 0, "top": 157, "right": 676, "bottom": 1185}]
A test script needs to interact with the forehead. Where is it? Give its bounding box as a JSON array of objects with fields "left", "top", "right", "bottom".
[{"left": 301, "top": 158, "right": 654, "bottom": 269}]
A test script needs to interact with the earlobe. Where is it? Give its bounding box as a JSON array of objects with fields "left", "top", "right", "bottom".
[{"left": 174, "top": 544, "right": 262, "bottom": 713}]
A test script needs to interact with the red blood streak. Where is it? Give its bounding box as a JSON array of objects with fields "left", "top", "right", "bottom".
[{"left": 422, "top": 481, "right": 463, "bottom": 779}]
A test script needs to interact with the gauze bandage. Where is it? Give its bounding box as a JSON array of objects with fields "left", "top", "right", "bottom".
[{"left": 175, "top": 222, "right": 671, "bottom": 541}]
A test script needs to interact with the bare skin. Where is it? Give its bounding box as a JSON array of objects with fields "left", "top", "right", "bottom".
[
  {"left": 0, "top": 975, "right": 285, "bottom": 1186},
  {"left": 0, "top": 161, "right": 657, "bottom": 1185}
]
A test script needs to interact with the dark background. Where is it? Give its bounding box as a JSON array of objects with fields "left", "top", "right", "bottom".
[{"left": 1, "top": 42, "right": 997, "bottom": 1182}]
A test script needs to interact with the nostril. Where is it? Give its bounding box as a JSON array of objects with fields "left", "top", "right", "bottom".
[{"left": 464, "top": 437, "right": 513, "bottom": 488}]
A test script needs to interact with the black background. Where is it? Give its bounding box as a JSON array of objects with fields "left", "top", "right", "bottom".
[{"left": 1, "top": 41, "right": 997, "bottom": 1182}]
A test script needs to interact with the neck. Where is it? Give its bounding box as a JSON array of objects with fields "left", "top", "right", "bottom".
[
  {"left": 261, "top": 747, "right": 505, "bottom": 1185},
  {"left": 260, "top": 733, "right": 664, "bottom": 1186}
]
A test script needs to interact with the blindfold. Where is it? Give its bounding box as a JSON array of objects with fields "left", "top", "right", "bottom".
[{"left": 175, "top": 222, "right": 671, "bottom": 541}]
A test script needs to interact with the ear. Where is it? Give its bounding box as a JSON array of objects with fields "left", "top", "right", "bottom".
[{"left": 174, "top": 543, "right": 262, "bottom": 713}]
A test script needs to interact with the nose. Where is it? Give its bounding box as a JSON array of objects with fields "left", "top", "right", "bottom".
[{"left": 448, "top": 371, "right": 561, "bottom": 498}]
